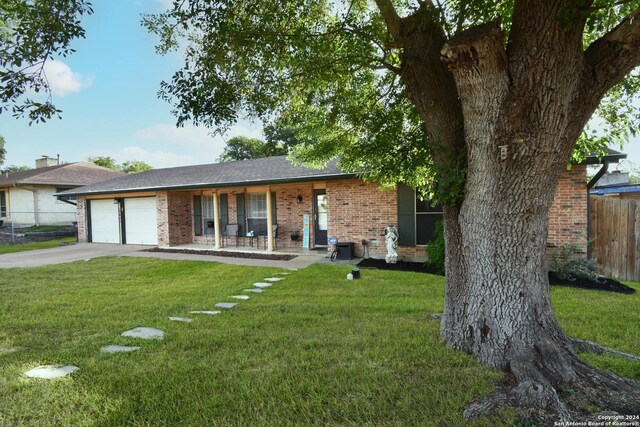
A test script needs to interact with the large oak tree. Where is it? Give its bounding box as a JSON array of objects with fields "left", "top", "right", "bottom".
[{"left": 147, "top": 1, "right": 640, "bottom": 420}]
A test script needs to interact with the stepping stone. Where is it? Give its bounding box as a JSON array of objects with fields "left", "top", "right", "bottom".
[
  {"left": 253, "top": 282, "right": 272, "bottom": 288},
  {"left": 169, "top": 317, "right": 193, "bottom": 323},
  {"left": 24, "top": 365, "right": 79, "bottom": 379},
  {"left": 275, "top": 272, "right": 291, "bottom": 276},
  {"left": 121, "top": 327, "right": 164, "bottom": 340},
  {"left": 230, "top": 295, "right": 250, "bottom": 300},
  {"left": 214, "top": 302, "right": 238, "bottom": 309},
  {"left": 190, "top": 310, "right": 221, "bottom": 315},
  {"left": 100, "top": 345, "right": 140, "bottom": 353},
  {"left": 243, "top": 288, "right": 265, "bottom": 293},
  {"left": 264, "top": 277, "right": 284, "bottom": 282}
]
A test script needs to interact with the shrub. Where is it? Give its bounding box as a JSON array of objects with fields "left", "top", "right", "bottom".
[
  {"left": 550, "top": 242, "right": 598, "bottom": 282},
  {"left": 425, "top": 220, "right": 446, "bottom": 276}
]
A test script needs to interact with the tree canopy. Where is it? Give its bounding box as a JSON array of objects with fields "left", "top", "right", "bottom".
[
  {"left": 0, "top": 134, "right": 5, "bottom": 167},
  {"left": 144, "top": 1, "right": 638, "bottom": 198},
  {"left": 0, "top": 164, "right": 29, "bottom": 174},
  {"left": 88, "top": 156, "right": 153, "bottom": 174},
  {"left": 217, "top": 125, "right": 307, "bottom": 162},
  {"left": 0, "top": 0, "right": 93, "bottom": 123}
]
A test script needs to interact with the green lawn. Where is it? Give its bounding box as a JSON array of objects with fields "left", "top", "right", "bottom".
[
  {"left": 0, "top": 258, "right": 637, "bottom": 426},
  {"left": 19, "top": 225, "right": 69, "bottom": 233},
  {"left": 0, "top": 237, "right": 77, "bottom": 254}
]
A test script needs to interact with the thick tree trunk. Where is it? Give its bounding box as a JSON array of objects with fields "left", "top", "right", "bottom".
[{"left": 396, "top": 5, "right": 640, "bottom": 420}]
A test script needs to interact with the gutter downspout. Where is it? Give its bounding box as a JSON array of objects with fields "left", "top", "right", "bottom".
[
  {"left": 57, "top": 197, "right": 77, "bottom": 207},
  {"left": 586, "top": 160, "right": 609, "bottom": 258}
]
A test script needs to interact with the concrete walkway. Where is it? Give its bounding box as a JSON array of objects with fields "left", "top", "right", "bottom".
[{"left": 0, "top": 243, "right": 325, "bottom": 269}]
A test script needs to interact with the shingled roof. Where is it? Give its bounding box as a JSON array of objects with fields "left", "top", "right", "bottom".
[
  {"left": 56, "top": 148, "right": 625, "bottom": 197},
  {"left": 0, "top": 162, "right": 126, "bottom": 187},
  {"left": 58, "top": 156, "right": 355, "bottom": 196}
]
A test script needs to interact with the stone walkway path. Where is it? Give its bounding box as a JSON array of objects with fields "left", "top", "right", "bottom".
[{"left": 23, "top": 270, "right": 295, "bottom": 379}]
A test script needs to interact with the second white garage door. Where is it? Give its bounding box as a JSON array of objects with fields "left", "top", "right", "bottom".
[{"left": 124, "top": 197, "right": 158, "bottom": 245}]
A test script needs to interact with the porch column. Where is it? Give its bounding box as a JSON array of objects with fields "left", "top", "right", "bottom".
[
  {"left": 266, "top": 189, "right": 274, "bottom": 252},
  {"left": 213, "top": 191, "right": 221, "bottom": 250}
]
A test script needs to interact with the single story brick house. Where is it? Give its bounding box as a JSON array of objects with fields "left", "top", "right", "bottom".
[
  {"left": 59, "top": 152, "right": 624, "bottom": 260},
  {"left": 1, "top": 157, "right": 125, "bottom": 227}
]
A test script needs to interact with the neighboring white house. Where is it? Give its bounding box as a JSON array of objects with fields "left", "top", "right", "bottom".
[{"left": 0, "top": 157, "right": 125, "bottom": 227}]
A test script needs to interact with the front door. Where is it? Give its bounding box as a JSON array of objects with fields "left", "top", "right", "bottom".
[{"left": 314, "top": 190, "right": 328, "bottom": 246}]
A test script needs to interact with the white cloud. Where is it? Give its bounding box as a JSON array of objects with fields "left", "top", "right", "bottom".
[
  {"left": 83, "top": 146, "right": 196, "bottom": 169},
  {"left": 155, "top": 0, "right": 176, "bottom": 9},
  {"left": 134, "top": 122, "right": 263, "bottom": 164},
  {"left": 81, "top": 121, "right": 263, "bottom": 169},
  {"left": 43, "top": 60, "right": 93, "bottom": 97}
]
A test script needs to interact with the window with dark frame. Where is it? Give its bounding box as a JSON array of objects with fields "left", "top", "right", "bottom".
[
  {"left": 415, "top": 195, "right": 443, "bottom": 245},
  {"left": 246, "top": 193, "right": 268, "bottom": 236},
  {"left": 193, "top": 195, "right": 215, "bottom": 236},
  {"left": 0, "top": 190, "right": 6, "bottom": 217},
  {"left": 202, "top": 195, "right": 215, "bottom": 236}
]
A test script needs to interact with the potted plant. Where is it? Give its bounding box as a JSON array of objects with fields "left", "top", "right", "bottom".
[{"left": 290, "top": 230, "right": 300, "bottom": 241}]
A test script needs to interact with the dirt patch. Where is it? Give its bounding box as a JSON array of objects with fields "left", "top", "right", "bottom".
[
  {"left": 357, "top": 258, "right": 635, "bottom": 294},
  {"left": 144, "top": 247, "right": 297, "bottom": 261}
]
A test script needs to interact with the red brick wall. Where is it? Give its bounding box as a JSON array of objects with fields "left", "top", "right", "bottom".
[
  {"left": 326, "top": 180, "right": 398, "bottom": 258},
  {"left": 78, "top": 168, "right": 587, "bottom": 260},
  {"left": 158, "top": 191, "right": 193, "bottom": 246},
  {"left": 272, "top": 184, "right": 316, "bottom": 248},
  {"left": 77, "top": 196, "right": 88, "bottom": 243},
  {"left": 547, "top": 165, "right": 587, "bottom": 256},
  {"left": 157, "top": 192, "right": 169, "bottom": 246}
]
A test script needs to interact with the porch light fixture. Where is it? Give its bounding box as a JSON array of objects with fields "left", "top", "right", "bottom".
[{"left": 296, "top": 195, "right": 303, "bottom": 204}]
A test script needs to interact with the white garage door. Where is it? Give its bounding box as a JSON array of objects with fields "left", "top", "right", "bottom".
[
  {"left": 90, "top": 199, "right": 121, "bottom": 244},
  {"left": 124, "top": 197, "right": 158, "bottom": 245}
]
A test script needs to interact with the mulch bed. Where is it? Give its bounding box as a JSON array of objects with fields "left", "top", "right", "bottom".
[
  {"left": 144, "top": 247, "right": 297, "bottom": 261},
  {"left": 357, "top": 258, "right": 441, "bottom": 274},
  {"left": 357, "top": 258, "right": 635, "bottom": 294},
  {"left": 548, "top": 272, "right": 635, "bottom": 294}
]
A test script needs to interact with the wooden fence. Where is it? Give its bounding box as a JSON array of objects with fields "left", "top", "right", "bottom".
[{"left": 589, "top": 196, "right": 640, "bottom": 282}]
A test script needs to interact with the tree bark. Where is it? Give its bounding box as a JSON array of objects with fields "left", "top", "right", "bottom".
[{"left": 392, "top": 1, "right": 640, "bottom": 420}]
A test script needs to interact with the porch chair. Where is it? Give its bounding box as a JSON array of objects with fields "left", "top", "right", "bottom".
[
  {"left": 221, "top": 224, "right": 239, "bottom": 248},
  {"left": 260, "top": 224, "right": 278, "bottom": 250}
]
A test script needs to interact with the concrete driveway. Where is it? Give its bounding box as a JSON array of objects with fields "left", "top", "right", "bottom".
[
  {"left": 0, "top": 243, "right": 149, "bottom": 269},
  {"left": 0, "top": 243, "right": 325, "bottom": 269}
]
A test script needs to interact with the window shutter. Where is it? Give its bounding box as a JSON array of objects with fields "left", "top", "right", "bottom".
[
  {"left": 193, "top": 196, "right": 202, "bottom": 236},
  {"left": 219, "top": 194, "right": 228, "bottom": 227},
  {"left": 271, "top": 192, "right": 277, "bottom": 226},
  {"left": 236, "top": 193, "right": 245, "bottom": 236},
  {"left": 397, "top": 184, "right": 416, "bottom": 246}
]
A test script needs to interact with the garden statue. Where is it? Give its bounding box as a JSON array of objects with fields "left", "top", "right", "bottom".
[{"left": 384, "top": 226, "right": 398, "bottom": 264}]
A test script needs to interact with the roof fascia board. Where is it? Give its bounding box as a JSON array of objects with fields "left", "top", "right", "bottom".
[{"left": 56, "top": 173, "right": 359, "bottom": 197}]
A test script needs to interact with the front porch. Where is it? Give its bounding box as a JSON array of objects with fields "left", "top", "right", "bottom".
[{"left": 168, "top": 242, "right": 329, "bottom": 257}]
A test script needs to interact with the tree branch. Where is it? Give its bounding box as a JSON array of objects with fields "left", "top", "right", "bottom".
[
  {"left": 564, "top": 6, "right": 640, "bottom": 154},
  {"left": 374, "top": 0, "right": 402, "bottom": 43},
  {"left": 584, "top": 6, "right": 640, "bottom": 91}
]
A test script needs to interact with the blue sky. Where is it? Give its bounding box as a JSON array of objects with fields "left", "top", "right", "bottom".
[
  {"left": 0, "top": 0, "right": 261, "bottom": 169},
  {"left": 0, "top": 1, "right": 638, "bottom": 172}
]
